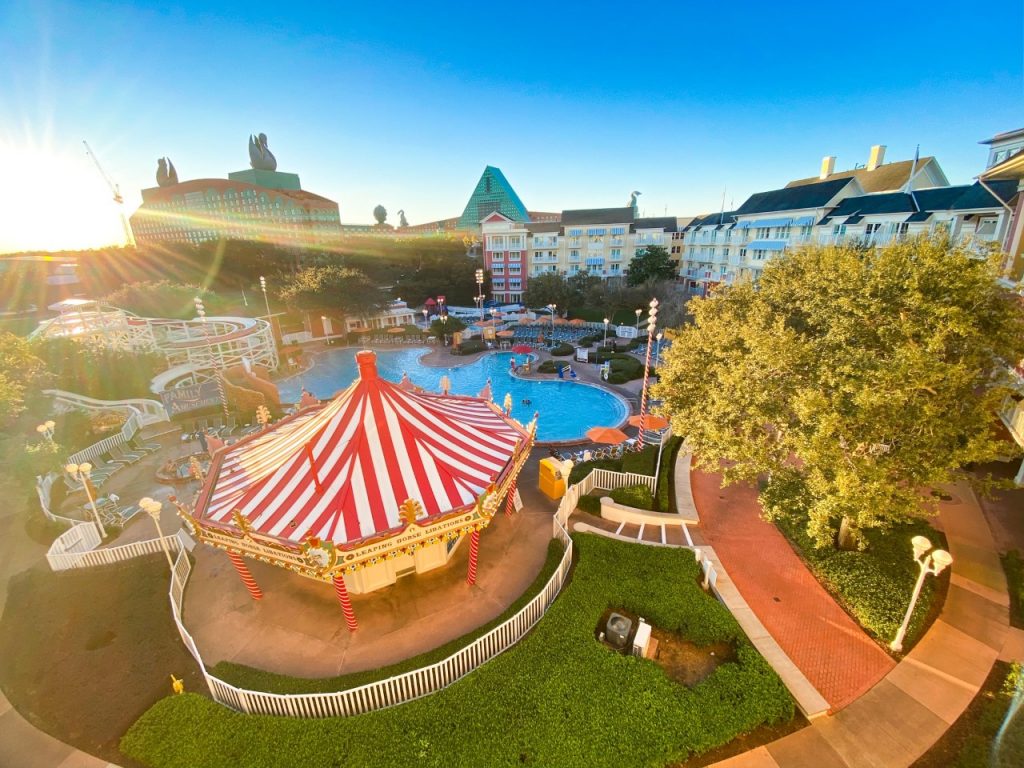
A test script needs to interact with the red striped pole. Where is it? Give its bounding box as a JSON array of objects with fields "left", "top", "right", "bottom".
[
  {"left": 637, "top": 333, "right": 655, "bottom": 450},
  {"left": 466, "top": 530, "right": 480, "bottom": 585},
  {"left": 227, "top": 551, "right": 263, "bottom": 600},
  {"left": 504, "top": 478, "right": 517, "bottom": 517},
  {"left": 332, "top": 574, "right": 358, "bottom": 632}
]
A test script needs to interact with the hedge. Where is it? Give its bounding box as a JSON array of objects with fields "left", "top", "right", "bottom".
[
  {"left": 122, "top": 535, "right": 794, "bottom": 768},
  {"left": 566, "top": 442, "right": 678, "bottom": 514},
  {"left": 576, "top": 494, "right": 602, "bottom": 515},
  {"left": 775, "top": 517, "right": 948, "bottom": 646},
  {"left": 1003, "top": 550, "right": 1024, "bottom": 628},
  {"left": 536, "top": 360, "right": 559, "bottom": 374},
  {"left": 610, "top": 484, "right": 654, "bottom": 510},
  {"left": 453, "top": 339, "right": 486, "bottom": 355},
  {"left": 550, "top": 342, "right": 574, "bottom": 356}
]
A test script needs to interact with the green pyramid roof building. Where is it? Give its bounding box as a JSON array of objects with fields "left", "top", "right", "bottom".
[{"left": 457, "top": 166, "right": 530, "bottom": 228}]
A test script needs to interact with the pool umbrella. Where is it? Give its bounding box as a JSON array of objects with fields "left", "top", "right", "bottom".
[
  {"left": 496, "top": 330, "right": 514, "bottom": 338},
  {"left": 299, "top": 388, "right": 319, "bottom": 409},
  {"left": 439, "top": 374, "right": 451, "bottom": 395},
  {"left": 512, "top": 344, "right": 532, "bottom": 354},
  {"left": 586, "top": 426, "right": 629, "bottom": 444},
  {"left": 569, "top": 318, "right": 586, "bottom": 325},
  {"left": 478, "top": 378, "right": 492, "bottom": 401},
  {"left": 628, "top": 414, "right": 669, "bottom": 430},
  {"left": 388, "top": 326, "right": 405, "bottom": 334},
  {"left": 553, "top": 317, "right": 569, "bottom": 325},
  {"left": 397, "top": 372, "right": 416, "bottom": 391}
]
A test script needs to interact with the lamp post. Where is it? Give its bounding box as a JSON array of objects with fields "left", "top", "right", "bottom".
[
  {"left": 637, "top": 298, "right": 659, "bottom": 450},
  {"left": 65, "top": 463, "right": 107, "bottom": 539},
  {"left": 36, "top": 420, "right": 56, "bottom": 442},
  {"left": 475, "top": 268, "right": 485, "bottom": 322},
  {"left": 259, "top": 275, "right": 271, "bottom": 318},
  {"left": 440, "top": 315, "right": 448, "bottom": 347},
  {"left": 634, "top": 307, "right": 642, "bottom": 335},
  {"left": 140, "top": 496, "right": 175, "bottom": 571},
  {"left": 547, "top": 303, "right": 556, "bottom": 340},
  {"left": 890, "top": 536, "right": 952, "bottom": 652},
  {"left": 656, "top": 331, "right": 664, "bottom": 368},
  {"left": 603, "top": 317, "right": 610, "bottom": 348},
  {"left": 422, "top": 308, "right": 428, "bottom": 327}
]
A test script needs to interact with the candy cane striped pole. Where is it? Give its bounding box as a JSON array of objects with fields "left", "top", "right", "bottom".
[
  {"left": 227, "top": 551, "right": 263, "bottom": 600},
  {"left": 466, "top": 530, "right": 481, "bottom": 585},
  {"left": 504, "top": 478, "right": 517, "bottom": 517},
  {"left": 332, "top": 574, "right": 358, "bottom": 632},
  {"left": 637, "top": 299, "right": 658, "bottom": 451}
]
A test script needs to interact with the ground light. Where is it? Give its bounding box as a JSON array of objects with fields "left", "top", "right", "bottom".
[{"left": 890, "top": 535, "right": 952, "bottom": 652}]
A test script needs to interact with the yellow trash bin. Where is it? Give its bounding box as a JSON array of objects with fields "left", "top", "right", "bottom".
[{"left": 538, "top": 457, "right": 567, "bottom": 500}]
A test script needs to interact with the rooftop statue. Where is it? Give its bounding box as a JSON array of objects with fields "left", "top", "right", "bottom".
[
  {"left": 156, "top": 157, "right": 179, "bottom": 187},
  {"left": 398, "top": 209, "right": 408, "bottom": 228},
  {"left": 629, "top": 190, "right": 641, "bottom": 209},
  {"left": 248, "top": 132, "right": 277, "bottom": 171}
]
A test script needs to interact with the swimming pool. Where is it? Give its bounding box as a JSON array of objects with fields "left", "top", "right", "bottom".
[{"left": 277, "top": 348, "right": 628, "bottom": 442}]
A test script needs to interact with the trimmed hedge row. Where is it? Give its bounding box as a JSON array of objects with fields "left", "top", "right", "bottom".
[
  {"left": 610, "top": 483, "right": 655, "bottom": 510},
  {"left": 550, "top": 342, "right": 574, "bottom": 357},
  {"left": 122, "top": 535, "right": 794, "bottom": 768}
]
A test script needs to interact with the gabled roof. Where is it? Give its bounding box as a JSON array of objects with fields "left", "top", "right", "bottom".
[
  {"left": 786, "top": 157, "right": 947, "bottom": 193},
  {"left": 687, "top": 211, "right": 738, "bottom": 228},
  {"left": 457, "top": 166, "right": 530, "bottom": 229},
  {"left": 822, "top": 181, "right": 1013, "bottom": 221},
  {"left": 194, "top": 351, "right": 528, "bottom": 548},
  {"left": 633, "top": 216, "right": 678, "bottom": 231},
  {"left": 736, "top": 178, "right": 854, "bottom": 216},
  {"left": 949, "top": 179, "right": 1016, "bottom": 209},
  {"left": 526, "top": 222, "right": 562, "bottom": 233},
  {"left": 826, "top": 192, "right": 916, "bottom": 217},
  {"left": 913, "top": 186, "right": 974, "bottom": 211},
  {"left": 980, "top": 127, "right": 1024, "bottom": 146},
  {"left": 561, "top": 206, "right": 635, "bottom": 225}
]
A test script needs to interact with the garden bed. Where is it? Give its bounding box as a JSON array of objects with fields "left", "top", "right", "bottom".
[{"left": 122, "top": 535, "right": 795, "bottom": 768}]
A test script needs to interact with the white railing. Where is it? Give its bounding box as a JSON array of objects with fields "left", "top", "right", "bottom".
[
  {"left": 45, "top": 389, "right": 169, "bottom": 426},
  {"left": 65, "top": 411, "right": 141, "bottom": 466},
  {"left": 36, "top": 473, "right": 82, "bottom": 527},
  {"left": 168, "top": 520, "right": 574, "bottom": 718},
  {"left": 47, "top": 523, "right": 185, "bottom": 571}
]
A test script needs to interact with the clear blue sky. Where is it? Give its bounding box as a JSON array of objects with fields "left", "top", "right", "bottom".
[{"left": 1, "top": 0, "right": 1022, "bottom": 251}]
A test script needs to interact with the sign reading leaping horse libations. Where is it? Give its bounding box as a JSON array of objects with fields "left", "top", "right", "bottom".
[{"left": 161, "top": 380, "right": 222, "bottom": 417}]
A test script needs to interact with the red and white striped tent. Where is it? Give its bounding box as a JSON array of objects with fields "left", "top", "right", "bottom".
[
  {"left": 194, "top": 350, "right": 530, "bottom": 548},
  {"left": 183, "top": 351, "right": 535, "bottom": 621}
]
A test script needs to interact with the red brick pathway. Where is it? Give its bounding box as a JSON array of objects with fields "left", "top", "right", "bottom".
[{"left": 692, "top": 468, "right": 895, "bottom": 712}]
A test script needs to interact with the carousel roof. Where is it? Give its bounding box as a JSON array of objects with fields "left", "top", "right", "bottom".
[{"left": 194, "top": 350, "right": 529, "bottom": 548}]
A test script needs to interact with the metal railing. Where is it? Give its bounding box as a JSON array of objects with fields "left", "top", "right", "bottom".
[
  {"left": 46, "top": 523, "right": 186, "bottom": 571},
  {"left": 65, "top": 411, "right": 142, "bottom": 466}
]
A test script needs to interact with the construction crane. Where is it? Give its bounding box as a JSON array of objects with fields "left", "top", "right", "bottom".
[{"left": 83, "top": 140, "right": 135, "bottom": 247}]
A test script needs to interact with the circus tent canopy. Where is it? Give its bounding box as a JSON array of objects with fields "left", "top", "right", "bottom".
[{"left": 193, "top": 351, "right": 530, "bottom": 549}]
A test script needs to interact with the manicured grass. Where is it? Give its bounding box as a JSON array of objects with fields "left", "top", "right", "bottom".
[
  {"left": 122, "top": 535, "right": 794, "bottom": 768},
  {"left": 211, "top": 540, "right": 565, "bottom": 693},
  {"left": 775, "top": 517, "right": 948, "bottom": 647},
  {"left": 571, "top": 438, "right": 683, "bottom": 514},
  {"left": 914, "top": 661, "right": 1023, "bottom": 768},
  {"left": 1002, "top": 550, "right": 1024, "bottom": 629}
]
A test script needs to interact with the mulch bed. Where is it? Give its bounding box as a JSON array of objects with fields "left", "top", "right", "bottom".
[{"left": 0, "top": 556, "right": 205, "bottom": 766}]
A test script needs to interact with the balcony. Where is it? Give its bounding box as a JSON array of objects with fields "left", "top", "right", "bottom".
[{"left": 532, "top": 238, "right": 558, "bottom": 248}]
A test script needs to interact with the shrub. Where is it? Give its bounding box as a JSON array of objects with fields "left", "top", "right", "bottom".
[
  {"left": 656, "top": 437, "right": 684, "bottom": 513},
  {"left": 610, "top": 483, "right": 655, "bottom": 510},
  {"left": 537, "top": 360, "right": 558, "bottom": 374},
  {"left": 454, "top": 339, "right": 486, "bottom": 355},
  {"left": 577, "top": 334, "right": 600, "bottom": 347},
  {"left": 568, "top": 457, "right": 622, "bottom": 484},
  {"left": 122, "top": 535, "right": 794, "bottom": 768},
  {"left": 576, "top": 495, "right": 602, "bottom": 515},
  {"left": 550, "top": 342, "right": 574, "bottom": 357}
]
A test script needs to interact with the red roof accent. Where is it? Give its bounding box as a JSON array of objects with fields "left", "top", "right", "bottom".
[{"left": 194, "top": 351, "right": 528, "bottom": 547}]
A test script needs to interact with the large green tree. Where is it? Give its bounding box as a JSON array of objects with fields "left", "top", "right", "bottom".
[
  {"left": 523, "top": 272, "right": 571, "bottom": 311},
  {"left": 103, "top": 281, "right": 226, "bottom": 320},
  {"left": 278, "top": 265, "right": 387, "bottom": 319},
  {"left": 0, "top": 332, "right": 49, "bottom": 426},
  {"left": 654, "top": 237, "right": 1024, "bottom": 548},
  {"left": 626, "top": 245, "right": 676, "bottom": 287}
]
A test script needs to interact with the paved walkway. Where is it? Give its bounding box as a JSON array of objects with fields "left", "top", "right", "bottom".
[
  {"left": 711, "top": 480, "right": 1010, "bottom": 767},
  {"left": 692, "top": 467, "right": 895, "bottom": 712}
]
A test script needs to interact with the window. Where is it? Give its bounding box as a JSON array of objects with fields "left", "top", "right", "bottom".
[
  {"left": 775, "top": 226, "right": 790, "bottom": 239},
  {"left": 492, "top": 265, "right": 505, "bottom": 274},
  {"left": 865, "top": 223, "right": 882, "bottom": 237},
  {"left": 722, "top": 247, "right": 730, "bottom": 258},
  {"left": 492, "top": 252, "right": 504, "bottom": 261},
  {"left": 569, "top": 250, "right": 580, "bottom": 260},
  {"left": 832, "top": 224, "right": 846, "bottom": 236},
  {"left": 610, "top": 226, "right": 626, "bottom": 235},
  {"left": 756, "top": 227, "right": 771, "bottom": 239},
  {"left": 739, "top": 248, "right": 747, "bottom": 260},
  {"left": 568, "top": 228, "right": 582, "bottom": 237},
  {"left": 800, "top": 225, "right": 812, "bottom": 238},
  {"left": 508, "top": 265, "right": 521, "bottom": 274},
  {"left": 610, "top": 263, "right": 620, "bottom": 272},
  {"left": 753, "top": 249, "right": 768, "bottom": 261},
  {"left": 509, "top": 251, "right": 521, "bottom": 261}
]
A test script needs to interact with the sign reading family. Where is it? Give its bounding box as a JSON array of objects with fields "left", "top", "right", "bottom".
[{"left": 161, "top": 381, "right": 222, "bottom": 416}]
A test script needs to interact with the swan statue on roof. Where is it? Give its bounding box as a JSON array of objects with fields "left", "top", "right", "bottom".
[
  {"left": 167, "top": 158, "right": 178, "bottom": 185},
  {"left": 156, "top": 157, "right": 180, "bottom": 187},
  {"left": 398, "top": 209, "right": 408, "bottom": 228},
  {"left": 248, "top": 132, "right": 277, "bottom": 171},
  {"left": 629, "top": 190, "right": 641, "bottom": 210}
]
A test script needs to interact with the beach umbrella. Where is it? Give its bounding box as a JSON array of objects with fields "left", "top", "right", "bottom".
[
  {"left": 553, "top": 317, "right": 569, "bottom": 325},
  {"left": 478, "top": 378, "right": 492, "bottom": 401},
  {"left": 388, "top": 326, "right": 406, "bottom": 334},
  {"left": 496, "top": 330, "right": 514, "bottom": 338},
  {"left": 569, "top": 318, "right": 586, "bottom": 325},
  {"left": 299, "top": 388, "right": 319, "bottom": 409},
  {"left": 628, "top": 414, "right": 669, "bottom": 430},
  {"left": 398, "top": 372, "right": 416, "bottom": 391},
  {"left": 439, "top": 375, "right": 451, "bottom": 395},
  {"left": 512, "top": 344, "right": 532, "bottom": 354},
  {"left": 585, "top": 426, "right": 629, "bottom": 444}
]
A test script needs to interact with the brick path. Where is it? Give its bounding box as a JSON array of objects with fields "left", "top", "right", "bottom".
[{"left": 691, "top": 467, "right": 895, "bottom": 712}]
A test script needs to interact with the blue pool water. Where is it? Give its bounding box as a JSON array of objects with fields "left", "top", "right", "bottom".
[{"left": 277, "top": 348, "right": 627, "bottom": 442}]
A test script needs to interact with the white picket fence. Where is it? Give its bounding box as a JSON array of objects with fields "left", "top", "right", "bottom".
[
  {"left": 553, "top": 468, "right": 656, "bottom": 532},
  {"left": 46, "top": 523, "right": 186, "bottom": 571},
  {"left": 36, "top": 473, "right": 83, "bottom": 528},
  {"left": 168, "top": 516, "right": 573, "bottom": 718},
  {"left": 66, "top": 411, "right": 142, "bottom": 466}
]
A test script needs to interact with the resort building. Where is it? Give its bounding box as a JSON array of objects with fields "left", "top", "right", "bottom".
[
  {"left": 129, "top": 141, "right": 342, "bottom": 248},
  {"left": 481, "top": 206, "right": 682, "bottom": 303}
]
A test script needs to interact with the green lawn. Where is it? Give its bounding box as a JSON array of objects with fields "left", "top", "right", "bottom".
[
  {"left": 122, "top": 535, "right": 794, "bottom": 768},
  {"left": 775, "top": 517, "right": 948, "bottom": 648}
]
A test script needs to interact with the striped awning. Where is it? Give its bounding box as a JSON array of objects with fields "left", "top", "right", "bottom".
[
  {"left": 194, "top": 351, "right": 528, "bottom": 547},
  {"left": 746, "top": 240, "right": 787, "bottom": 251}
]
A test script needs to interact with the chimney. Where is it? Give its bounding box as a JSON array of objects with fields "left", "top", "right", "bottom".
[
  {"left": 819, "top": 156, "right": 835, "bottom": 179},
  {"left": 867, "top": 145, "right": 886, "bottom": 171}
]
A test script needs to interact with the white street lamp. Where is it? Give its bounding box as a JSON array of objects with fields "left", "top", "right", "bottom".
[
  {"left": 603, "top": 317, "right": 610, "bottom": 348},
  {"left": 140, "top": 496, "right": 175, "bottom": 571},
  {"left": 890, "top": 535, "right": 952, "bottom": 652},
  {"left": 65, "top": 462, "right": 107, "bottom": 539},
  {"left": 440, "top": 315, "right": 449, "bottom": 346},
  {"left": 36, "top": 420, "right": 56, "bottom": 442},
  {"left": 656, "top": 331, "right": 664, "bottom": 368},
  {"left": 259, "top": 275, "right": 271, "bottom": 318},
  {"left": 422, "top": 308, "right": 428, "bottom": 326},
  {"left": 475, "top": 268, "right": 485, "bottom": 322},
  {"left": 634, "top": 307, "right": 642, "bottom": 334}
]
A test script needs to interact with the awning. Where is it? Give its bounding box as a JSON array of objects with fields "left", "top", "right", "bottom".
[
  {"left": 745, "top": 240, "right": 787, "bottom": 251},
  {"left": 791, "top": 215, "right": 814, "bottom": 226},
  {"left": 906, "top": 211, "right": 933, "bottom": 223},
  {"left": 585, "top": 258, "right": 604, "bottom": 266},
  {"left": 843, "top": 214, "right": 864, "bottom": 225},
  {"left": 738, "top": 217, "right": 793, "bottom": 229}
]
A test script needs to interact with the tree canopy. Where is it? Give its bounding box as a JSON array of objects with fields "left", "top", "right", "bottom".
[
  {"left": 626, "top": 245, "right": 676, "bottom": 287},
  {"left": 0, "top": 332, "right": 49, "bottom": 426},
  {"left": 429, "top": 316, "right": 467, "bottom": 338},
  {"left": 373, "top": 205, "right": 387, "bottom": 226},
  {"left": 103, "top": 281, "right": 226, "bottom": 320},
  {"left": 277, "top": 266, "right": 387, "bottom": 318},
  {"left": 654, "top": 237, "right": 1024, "bottom": 548}
]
